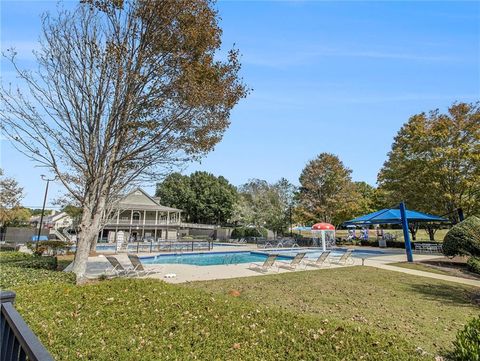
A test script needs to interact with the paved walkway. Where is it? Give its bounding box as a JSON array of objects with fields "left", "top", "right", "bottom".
[
  {"left": 80, "top": 247, "right": 480, "bottom": 287},
  {"left": 356, "top": 253, "right": 480, "bottom": 287}
]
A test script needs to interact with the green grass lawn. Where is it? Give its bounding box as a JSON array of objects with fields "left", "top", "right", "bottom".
[
  {"left": 2, "top": 252, "right": 478, "bottom": 360},
  {"left": 185, "top": 266, "right": 480, "bottom": 357}
]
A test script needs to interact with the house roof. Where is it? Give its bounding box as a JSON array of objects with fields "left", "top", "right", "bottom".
[{"left": 113, "top": 188, "right": 182, "bottom": 212}]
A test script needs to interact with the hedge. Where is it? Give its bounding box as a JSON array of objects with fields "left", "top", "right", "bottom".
[
  {"left": 449, "top": 316, "right": 480, "bottom": 361},
  {"left": 443, "top": 216, "right": 480, "bottom": 257},
  {"left": 0, "top": 252, "right": 75, "bottom": 289},
  {"left": 467, "top": 257, "right": 480, "bottom": 275}
]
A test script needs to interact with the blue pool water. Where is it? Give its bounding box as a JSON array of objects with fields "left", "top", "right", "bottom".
[
  {"left": 141, "top": 251, "right": 293, "bottom": 266},
  {"left": 141, "top": 248, "right": 392, "bottom": 266}
]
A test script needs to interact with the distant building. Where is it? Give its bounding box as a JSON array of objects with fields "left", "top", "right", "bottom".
[
  {"left": 101, "top": 188, "right": 216, "bottom": 242},
  {"left": 30, "top": 211, "right": 73, "bottom": 230}
]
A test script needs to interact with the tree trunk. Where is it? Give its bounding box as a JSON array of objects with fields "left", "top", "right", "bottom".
[
  {"left": 425, "top": 225, "right": 437, "bottom": 241},
  {"left": 71, "top": 197, "right": 106, "bottom": 283},
  {"left": 409, "top": 224, "right": 418, "bottom": 241}
]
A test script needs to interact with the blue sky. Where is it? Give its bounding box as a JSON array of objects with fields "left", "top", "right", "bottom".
[{"left": 1, "top": 1, "right": 479, "bottom": 208}]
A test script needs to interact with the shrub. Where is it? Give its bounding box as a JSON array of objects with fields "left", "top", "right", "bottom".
[
  {"left": 245, "top": 227, "right": 261, "bottom": 238},
  {"left": 443, "top": 216, "right": 480, "bottom": 257},
  {"left": 449, "top": 316, "right": 480, "bottom": 361},
  {"left": 0, "top": 251, "right": 57, "bottom": 270},
  {"left": 26, "top": 240, "right": 70, "bottom": 256},
  {"left": 467, "top": 257, "right": 480, "bottom": 275},
  {"left": 0, "top": 252, "right": 75, "bottom": 289},
  {"left": 231, "top": 227, "right": 245, "bottom": 239},
  {"left": 0, "top": 251, "right": 33, "bottom": 263},
  {"left": 0, "top": 265, "right": 76, "bottom": 289},
  {"left": 0, "top": 242, "right": 19, "bottom": 252}
]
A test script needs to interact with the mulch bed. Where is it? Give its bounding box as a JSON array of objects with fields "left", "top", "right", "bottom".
[{"left": 419, "top": 256, "right": 480, "bottom": 280}]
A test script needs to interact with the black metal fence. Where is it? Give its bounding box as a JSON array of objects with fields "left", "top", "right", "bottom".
[
  {"left": 0, "top": 291, "right": 54, "bottom": 361},
  {"left": 125, "top": 240, "right": 213, "bottom": 253}
]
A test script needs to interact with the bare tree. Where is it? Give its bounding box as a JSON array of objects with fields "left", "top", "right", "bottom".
[
  {"left": 0, "top": 169, "right": 25, "bottom": 228},
  {"left": 0, "top": 0, "right": 247, "bottom": 282}
]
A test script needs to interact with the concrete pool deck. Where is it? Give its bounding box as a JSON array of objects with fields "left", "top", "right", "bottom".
[{"left": 80, "top": 246, "right": 480, "bottom": 287}]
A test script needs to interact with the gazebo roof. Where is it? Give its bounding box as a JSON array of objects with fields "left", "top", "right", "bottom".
[{"left": 343, "top": 208, "right": 448, "bottom": 226}]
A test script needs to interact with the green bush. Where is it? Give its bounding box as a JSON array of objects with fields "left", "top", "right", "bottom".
[
  {"left": 0, "top": 251, "right": 57, "bottom": 270},
  {"left": 0, "top": 265, "right": 76, "bottom": 289},
  {"left": 244, "top": 227, "right": 261, "bottom": 238},
  {"left": 27, "top": 240, "right": 70, "bottom": 256},
  {"left": 0, "top": 252, "right": 75, "bottom": 289},
  {"left": 0, "top": 242, "right": 19, "bottom": 252},
  {"left": 232, "top": 227, "right": 268, "bottom": 239},
  {"left": 231, "top": 227, "right": 245, "bottom": 239},
  {"left": 467, "top": 257, "right": 480, "bottom": 275},
  {"left": 0, "top": 251, "right": 33, "bottom": 263},
  {"left": 449, "top": 316, "right": 480, "bottom": 361},
  {"left": 443, "top": 216, "right": 480, "bottom": 257}
]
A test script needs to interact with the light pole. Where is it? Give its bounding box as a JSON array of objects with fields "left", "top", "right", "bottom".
[
  {"left": 36, "top": 175, "right": 57, "bottom": 250},
  {"left": 289, "top": 205, "right": 293, "bottom": 238}
]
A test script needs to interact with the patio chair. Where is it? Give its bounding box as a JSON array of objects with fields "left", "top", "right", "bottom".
[
  {"left": 105, "top": 256, "right": 132, "bottom": 277},
  {"left": 276, "top": 252, "right": 306, "bottom": 271},
  {"left": 303, "top": 251, "right": 331, "bottom": 268},
  {"left": 330, "top": 249, "right": 355, "bottom": 266},
  {"left": 278, "top": 239, "right": 299, "bottom": 248},
  {"left": 127, "top": 254, "right": 162, "bottom": 277},
  {"left": 248, "top": 254, "right": 278, "bottom": 273}
]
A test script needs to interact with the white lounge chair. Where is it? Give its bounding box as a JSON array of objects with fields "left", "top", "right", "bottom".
[
  {"left": 127, "top": 254, "right": 162, "bottom": 277},
  {"left": 330, "top": 249, "right": 355, "bottom": 265},
  {"left": 248, "top": 254, "right": 278, "bottom": 273},
  {"left": 105, "top": 256, "right": 132, "bottom": 277},
  {"left": 276, "top": 252, "right": 306, "bottom": 271},
  {"left": 304, "top": 251, "right": 331, "bottom": 268}
]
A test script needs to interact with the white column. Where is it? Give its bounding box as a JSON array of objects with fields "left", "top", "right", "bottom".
[
  {"left": 155, "top": 211, "right": 158, "bottom": 225},
  {"left": 130, "top": 210, "right": 133, "bottom": 224},
  {"left": 322, "top": 231, "right": 326, "bottom": 252},
  {"left": 116, "top": 210, "right": 120, "bottom": 224},
  {"left": 143, "top": 210, "right": 146, "bottom": 225},
  {"left": 167, "top": 211, "right": 170, "bottom": 225}
]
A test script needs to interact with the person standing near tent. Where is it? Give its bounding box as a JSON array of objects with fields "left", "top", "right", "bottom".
[{"left": 362, "top": 227, "right": 369, "bottom": 241}]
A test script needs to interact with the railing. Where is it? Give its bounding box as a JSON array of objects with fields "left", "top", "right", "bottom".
[
  {"left": 103, "top": 220, "right": 217, "bottom": 229},
  {"left": 0, "top": 291, "right": 54, "bottom": 361},
  {"left": 49, "top": 229, "right": 68, "bottom": 243},
  {"left": 126, "top": 240, "right": 213, "bottom": 253},
  {"left": 179, "top": 222, "right": 217, "bottom": 230},
  {"left": 105, "top": 219, "right": 179, "bottom": 226}
]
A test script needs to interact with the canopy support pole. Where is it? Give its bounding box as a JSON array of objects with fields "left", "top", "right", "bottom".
[{"left": 399, "top": 202, "right": 413, "bottom": 262}]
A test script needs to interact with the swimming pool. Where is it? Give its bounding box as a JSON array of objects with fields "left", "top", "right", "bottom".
[
  {"left": 140, "top": 248, "right": 391, "bottom": 266},
  {"left": 141, "top": 251, "right": 293, "bottom": 266}
]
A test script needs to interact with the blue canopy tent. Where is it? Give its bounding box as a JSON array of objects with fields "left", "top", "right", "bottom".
[{"left": 343, "top": 202, "right": 448, "bottom": 262}]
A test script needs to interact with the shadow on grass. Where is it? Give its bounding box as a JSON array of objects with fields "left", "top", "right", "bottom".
[{"left": 408, "top": 282, "right": 480, "bottom": 307}]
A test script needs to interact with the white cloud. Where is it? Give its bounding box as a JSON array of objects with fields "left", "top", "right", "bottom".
[{"left": 243, "top": 45, "right": 465, "bottom": 69}]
